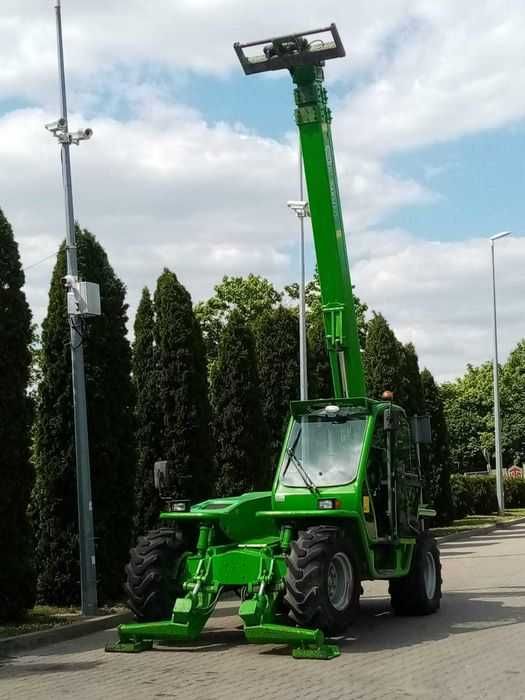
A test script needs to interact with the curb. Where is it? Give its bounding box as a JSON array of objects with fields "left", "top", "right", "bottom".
[
  {"left": 436, "top": 515, "right": 525, "bottom": 544},
  {"left": 0, "top": 610, "right": 132, "bottom": 657}
]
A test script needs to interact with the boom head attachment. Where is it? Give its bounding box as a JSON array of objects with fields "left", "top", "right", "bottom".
[{"left": 234, "top": 23, "right": 345, "bottom": 75}]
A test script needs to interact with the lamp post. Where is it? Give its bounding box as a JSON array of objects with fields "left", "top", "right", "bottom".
[
  {"left": 46, "top": 0, "right": 98, "bottom": 615},
  {"left": 490, "top": 230, "right": 512, "bottom": 515},
  {"left": 287, "top": 193, "right": 310, "bottom": 401}
]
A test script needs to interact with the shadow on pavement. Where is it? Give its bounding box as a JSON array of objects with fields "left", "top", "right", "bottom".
[
  {"left": 0, "top": 660, "right": 103, "bottom": 679},
  {"left": 335, "top": 587, "right": 525, "bottom": 653},
  {"left": 4, "top": 589, "right": 525, "bottom": 663}
]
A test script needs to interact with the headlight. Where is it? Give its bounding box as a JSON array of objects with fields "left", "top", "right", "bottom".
[
  {"left": 170, "top": 501, "right": 191, "bottom": 513},
  {"left": 317, "top": 499, "right": 341, "bottom": 510}
]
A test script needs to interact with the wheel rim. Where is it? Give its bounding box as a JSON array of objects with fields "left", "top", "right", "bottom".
[
  {"left": 424, "top": 551, "right": 437, "bottom": 599},
  {"left": 327, "top": 552, "right": 354, "bottom": 610}
]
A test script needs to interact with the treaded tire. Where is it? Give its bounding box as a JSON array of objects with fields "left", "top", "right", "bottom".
[
  {"left": 124, "top": 527, "right": 186, "bottom": 621},
  {"left": 389, "top": 531, "right": 442, "bottom": 616},
  {"left": 284, "top": 525, "right": 360, "bottom": 635}
]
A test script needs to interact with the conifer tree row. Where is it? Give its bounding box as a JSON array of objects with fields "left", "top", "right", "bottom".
[
  {"left": 0, "top": 208, "right": 36, "bottom": 620},
  {"left": 33, "top": 227, "right": 135, "bottom": 604}
]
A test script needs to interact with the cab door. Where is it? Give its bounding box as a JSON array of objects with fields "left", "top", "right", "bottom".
[
  {"left": 394, "top": 415, "right": 421, "bottom": 537},
  {"left": 365, "top": 411, "right": 393, "bottom": 539}
]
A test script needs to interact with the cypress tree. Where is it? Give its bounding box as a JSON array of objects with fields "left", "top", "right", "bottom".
[
  {"left": 0, "top": 208, "right": 36, "bottom": 619},
  {"left": 421, "top": 369, "right": 454, "bottom": 523},
  {"left": 211, "top": 311, "right": 269, "bottom": 495},
  {"left": 33, "top": 227, "right": 135, "bottom": 604},
  {"left": 132, "top": 288, "right": 161, "bottom": 535},
  {"left": 254, "top": 306, "right": 299, "bottom": 466},
  {"left": 399, "top": 342, "right": 424, "bottom": 416},
  {"left": 154, "top": 269, "right": 214, "bottom": 501},
  {"left": 364, "top": 312, "right": 403, "bottom": 402}
]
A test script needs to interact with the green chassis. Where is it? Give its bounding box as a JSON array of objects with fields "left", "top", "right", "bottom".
[{"left": 107, "top": 399, "right": 434, "bottom": 659}]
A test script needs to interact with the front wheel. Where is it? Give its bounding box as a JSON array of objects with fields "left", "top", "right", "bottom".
[
  {"left": 284, "top": 525, "right": 360, "bottom": 635},
  {"left": 124, "top": 527, "right": 186, "bottom": 621},
  {"left": 389, "top": 531, "right": 442, "bottom": 615}
]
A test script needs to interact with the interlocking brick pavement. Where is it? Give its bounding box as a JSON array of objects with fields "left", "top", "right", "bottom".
[{"left": 2, "top": 523, "right": 525, "bottom": 699}]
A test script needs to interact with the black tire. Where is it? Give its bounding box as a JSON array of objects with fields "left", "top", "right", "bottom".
[
  {"left": 284, "top": 525, "right": 360, "bottom": 635},
  {"left": 124, "top": 527, "right": 186, "bottom": 621},
  {"left": 389, "top": 531, "right": 442, "bottom": 616}
]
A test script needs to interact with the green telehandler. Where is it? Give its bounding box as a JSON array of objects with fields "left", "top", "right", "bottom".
[{"left": 107, "top": 24, "right": 441, "bottom": 660}]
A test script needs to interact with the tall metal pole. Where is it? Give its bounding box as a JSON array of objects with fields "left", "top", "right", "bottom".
[
  {"left": 490, "top": 231, "right": 511, "bottom": 515},
  {"left": 298, "top": 144, "right": 308, "bottom": 400},
  {"left": 53, "top": 0, "right": 98, "bottom": 614}
]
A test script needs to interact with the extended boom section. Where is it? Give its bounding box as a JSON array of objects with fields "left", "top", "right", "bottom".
[{"left": 235, "top": 24, "right": 365, "bottom": 398}]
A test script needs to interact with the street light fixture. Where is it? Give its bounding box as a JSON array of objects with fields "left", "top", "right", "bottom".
[{"left": 490, "top": 230, "right": 512, "bottom": 514}]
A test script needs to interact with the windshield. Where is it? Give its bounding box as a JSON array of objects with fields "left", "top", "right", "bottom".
[{"left": 281, "top": 412, "right": 367, "bottom": 488}]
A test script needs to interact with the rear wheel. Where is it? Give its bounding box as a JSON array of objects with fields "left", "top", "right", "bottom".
[
  {"left": 124, "top": 527, "right": 186, "bottom": 621},
  {"left": 389, "top": 531, "right": 442, "bottom": 615},
  {"left": 284, "top": 525, "right": 360, "bottom": 635}
]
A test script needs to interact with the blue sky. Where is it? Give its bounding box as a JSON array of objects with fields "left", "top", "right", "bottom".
[{"left": 387, "top": 125, "right": 525, "bottom": 240}]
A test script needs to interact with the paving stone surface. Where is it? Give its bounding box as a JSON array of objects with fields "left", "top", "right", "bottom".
[{"left": 2, "top": 523, "right": 525, "bottom": 699}]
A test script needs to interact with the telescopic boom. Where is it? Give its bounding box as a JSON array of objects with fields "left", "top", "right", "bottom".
[{"left": 235, "top": 24, "right": 366, "bottom": 398}]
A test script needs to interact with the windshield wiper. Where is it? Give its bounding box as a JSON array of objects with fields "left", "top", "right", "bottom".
[{"left": 286, "top": 447, "right": 319, "bottom": 495}]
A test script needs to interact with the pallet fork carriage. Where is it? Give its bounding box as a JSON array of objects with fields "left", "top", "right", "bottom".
[{"left": 107, "top": 23, "right": 441, "bottom": 661}]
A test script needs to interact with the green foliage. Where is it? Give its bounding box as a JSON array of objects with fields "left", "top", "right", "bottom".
[
  {"left": 501, "top": 340, "right": 525, "bottom": 466},
  {"left": 195, "top": 274, "right": 282, "bottom": 361},
  {"left": 254, "top": 306, "right": 299, "bottom": 466},
  {"left": 0, "top": 208, "right": 36, "bottom": 620},
  {"left": 211, "top": 311, "right": 269, "bottom": 495},
  {"left": 132, "top": 288, "right": 161, "bottom": 535},
  {"left": 449, "top": 475, "right": 525, "bottom": 517},
  {"left": 399, "top": 343, "right": 424, "bottom": 415},
  {"left": 441, "top": 363, "right": 495, "bottom": 472},
  {"left": 364, "top": 312, "right": 403, "bottom": 402},
  {"left": 420, "top": 369, "right": 454, "bottom": 524},
  {"left": 154, "top": 269, "right": 215, "bottom": 501},
  {"left": 306, "top": 271, "right": 367, "bottom": 399},
  {"left": 33, "top": 227, "right": 136, "bottom": 605}
]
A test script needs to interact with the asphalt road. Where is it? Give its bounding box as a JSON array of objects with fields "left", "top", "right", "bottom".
[{"left": 2, "top": 523, "right": 525, "bottom": 700}]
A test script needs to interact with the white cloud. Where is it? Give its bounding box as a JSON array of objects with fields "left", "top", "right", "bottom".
[
  {"left": 352, "top": 231, "right": 525, "bottom": 381},
  {"left": 2, "top": 1, "right": 525, "bottom": 381},
  {"left": 6, "top": 104, "right": 424, "bottom": 329}
]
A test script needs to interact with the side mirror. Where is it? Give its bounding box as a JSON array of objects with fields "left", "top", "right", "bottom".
[{"left": 410, "top": 415, "right": 432, "bottom": 444}]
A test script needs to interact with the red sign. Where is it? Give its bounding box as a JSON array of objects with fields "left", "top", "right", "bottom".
[{"left": 507, "top": 465, "right": 523, "bottom": 479}]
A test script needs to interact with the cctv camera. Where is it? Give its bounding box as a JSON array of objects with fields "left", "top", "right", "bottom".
[
  {"left": 62, "top": 274, "right": 76, "bottom": 288},
  {"left": 69, "top": 128, "right": 93, "bottom": 144},
  {"left": 44, "top": 118, "right": 67, "bottom": 132}
]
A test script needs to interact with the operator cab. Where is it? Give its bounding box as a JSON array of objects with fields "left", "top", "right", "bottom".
[
  {"left": 280, "top": 403, "right": 367, "bottom": 490},
  {"left": 276, "top": 398, "right": 432, "bottom": 543}
]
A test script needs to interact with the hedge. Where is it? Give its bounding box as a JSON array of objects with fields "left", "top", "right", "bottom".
[{"left": 451, "top": 474, "right": 525, "bottom": 518}]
